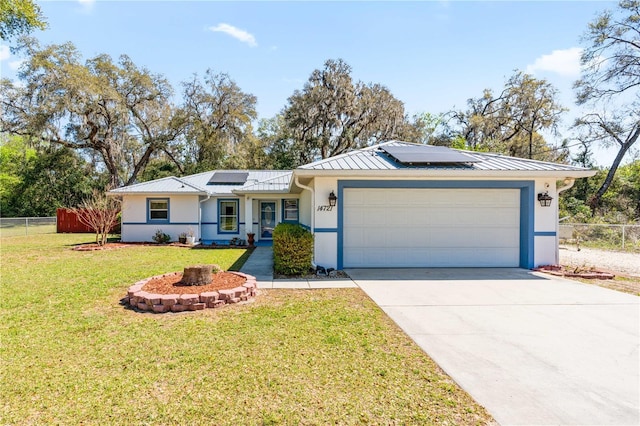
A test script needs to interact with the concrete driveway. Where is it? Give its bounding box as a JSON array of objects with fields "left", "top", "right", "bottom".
[{"left": 347, "top": 268, "right": 640, "bottom": 425}]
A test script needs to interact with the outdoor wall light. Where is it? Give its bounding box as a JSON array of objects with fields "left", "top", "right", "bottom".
[
  {"left": 328, "top": 191, "right": 337, "bottom": 207},
  {"left": 537, "top": 192, "right": 553, "bottom": 207}
]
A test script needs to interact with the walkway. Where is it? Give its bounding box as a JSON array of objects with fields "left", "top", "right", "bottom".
[
  {"left": 239, "top": 246, "right": 357, "bottom": 289},
  {"left": 239, "top": 246, "right": 273, "bottom": 282}
]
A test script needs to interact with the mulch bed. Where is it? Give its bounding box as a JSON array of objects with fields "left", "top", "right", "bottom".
[
  {"left": 73, "top": 242, "right": 250, "bottom": 251},
  {"left": 142, "top": 272, "right": 246, "bottom": 295},
  {"left": 535, "top": 265, "right": 615, "bottom": 280}
]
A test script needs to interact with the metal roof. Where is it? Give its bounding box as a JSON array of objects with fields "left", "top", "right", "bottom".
[
  {"left": 234, "top": 173, "right": 293, "bottom": 193},
  {"left": 111, "top": 142, "right": 595, "bottom": 197},
  {"left": 109, "top": 176, "right": 207, "bottom": 194},
  {"left": 381, "top": 144, "right": 480, "bottom": 164},
  {"left": 110, "top": 171, "right": 292, "bottom": 196},
  {"left": 298, "top": 141, "right": 595, "bottom": 176}
]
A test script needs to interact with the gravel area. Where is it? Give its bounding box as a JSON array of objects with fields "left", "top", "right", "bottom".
[{"left": 559, "top": 246, "right": 640, "bottom": 277}]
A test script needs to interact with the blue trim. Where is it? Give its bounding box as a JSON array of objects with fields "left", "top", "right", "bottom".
[
  {"left": 314, "top": 228, "right": 338, "bottom": 233},
  {"left": 534, "top": 231, "right": 557, "bottom": 237},
  {"left": 281, "top": 198, "right": 299, "bottom": 224},
  {"left": 299, "top": 223, "right": 311, "bottom": 231},
  {"left": 336, "top": 180, "right": 535, "bottom": 270},
  {"left": 217, "top": 198, "right": 240, "bottom": 235},
  {"left": 146, "top": 197, "right": 170, "bottom": 224},
  {"left": 201, "top": 222, "right": 218, "bottom": 225},
  {"left": 123, "top": 222, "right": 198, "bottom": 226}
]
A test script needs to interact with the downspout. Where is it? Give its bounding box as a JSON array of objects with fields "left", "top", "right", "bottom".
[
  {"left": 557, "top": 178, "right": 575, "bottom": 194},
  {"left": 555, "top": 178, "right": 575, "bottom": 264},
  {"left": 198, "top": 193, "right": 211, "bottom": 242},
  {"left": 294, "top": 175, "right": 317, "bottom": 268}
]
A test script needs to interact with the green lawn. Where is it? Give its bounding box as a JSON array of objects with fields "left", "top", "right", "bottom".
[
  {"left": 0, "top": 223, "right": 57, "bottom": 237},
  {"left": 0, "top": 234, "right": 492, "bottom": 425}
]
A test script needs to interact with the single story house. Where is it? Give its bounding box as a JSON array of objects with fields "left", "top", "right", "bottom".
[{"left": 110, "top": 141, "right": 595, "bottom": 269}]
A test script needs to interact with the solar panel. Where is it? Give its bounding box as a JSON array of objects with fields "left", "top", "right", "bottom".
[
  {"left": 381, "top": 145, "right": 480, "bottom": 164},
  {"left": 207, "top": 172, "right": 249, "bottom": 185}
]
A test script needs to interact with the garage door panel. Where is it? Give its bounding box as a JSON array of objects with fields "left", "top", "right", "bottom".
[
  {"left": 343, "top": 228, "right": 364, "bottom": 247},
  {"left": 343, "top": 188, "right": 520, "bottom": 268}
]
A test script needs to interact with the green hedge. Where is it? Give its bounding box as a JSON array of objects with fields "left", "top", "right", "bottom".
[{"left": 273, "top": 223, "right": 314, "bottom": 275}]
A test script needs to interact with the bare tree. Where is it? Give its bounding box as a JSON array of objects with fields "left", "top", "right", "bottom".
[
  {"left": 72, "top": 190, "right": 121, "bottom": 246},
  {"left": 574, "top": 0, "right": 640, "bottom": 212}
]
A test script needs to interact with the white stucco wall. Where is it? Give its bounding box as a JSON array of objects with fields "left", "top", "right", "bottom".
[
  {"left": 299, "top": 187, "right": 312, "bottom": 230},
  {"left": 534, "top": 178, "right": 561, "bottom": 266},
  {"left": 121, "top": 194, "right": 200, "bottom": 242}
]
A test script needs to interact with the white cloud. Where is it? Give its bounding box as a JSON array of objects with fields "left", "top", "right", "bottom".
[
  {"left": 527, "top": 47, "right": 583, "bottom": 77},
  {"left": 209, "top": 23, "right": 257, "bottom": 47},
  {"left": 77, "top": 0, "right": 95, "bottom": 13},
  {"left": 9, "top": 59, "right": 25, "bottom": 70},
  {"left": 0, "top": 45, "right": 10, "bottom": 61}
]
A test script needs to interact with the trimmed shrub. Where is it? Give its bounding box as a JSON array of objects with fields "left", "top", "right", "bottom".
[
  {"left": 273, "top": 223, "right": 314, "bottom": 275},
  {"left": 152, "top": 229, "right": 171, "bottom": 244}
]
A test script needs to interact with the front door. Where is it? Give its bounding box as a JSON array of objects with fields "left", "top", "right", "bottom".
[{"left": 260, "top": 201, "right": 276, "bottom": 239}]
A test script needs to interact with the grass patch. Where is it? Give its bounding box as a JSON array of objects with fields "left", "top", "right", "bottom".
[
  {"left": 1, "top": 234, "right": 493, "bottom": 425},
  {"left": 567, "top": 274, "right": 640, "bottom": 296},
  {"left": 0, "top": 223, "right": 57, "bottom": 237}
]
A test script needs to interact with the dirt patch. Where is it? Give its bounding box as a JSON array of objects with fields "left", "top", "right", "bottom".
[
  {"left": 73, "top": 243, "right": 131, "bottom": 251},
  {"left": 560, "top": 246, "right": 640, "bottom": 277},
  {"left": 142, "top": 272, "right": 246, "bottom": 295}
]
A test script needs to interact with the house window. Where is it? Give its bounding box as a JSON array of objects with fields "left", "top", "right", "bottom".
[
  {"left": 148, "top": 198, "right": 169, "bottom": 222},
  {"left": 218, "top": 199, "right": 239, "bottom": 233},
  {"left": 283, "top": 199, "right": 298, "bottom": 223}
]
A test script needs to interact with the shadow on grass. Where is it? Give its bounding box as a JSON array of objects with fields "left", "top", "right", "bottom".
[
  {"left": 63, "top": 234, "right": 122, "bottom": 247},
  {"left": 228, "top": 248, "right": 254, "bottom": 272}
]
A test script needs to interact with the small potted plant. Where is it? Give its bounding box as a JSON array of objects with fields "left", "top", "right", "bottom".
[
  {"left": 186, "top": 227, "right": 196, "bottom": 245},
  {"left": 178, "top": 232, "right": 187, "bottom": 244},
  {"left": 247, "top": 232, "right": 255, "bottom": 247}
]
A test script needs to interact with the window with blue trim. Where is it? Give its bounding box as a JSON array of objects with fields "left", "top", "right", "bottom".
[
  {"left": 148, "top": 198, "right": 169, "bottom": 222},
  {"left": 218, "top": 199, "right": 239, "bottom": 233},
  {"left": 283, "top": 199, "right": 298, "bottom": 223}
]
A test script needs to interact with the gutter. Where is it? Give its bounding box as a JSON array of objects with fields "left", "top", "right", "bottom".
[
  {"left": 198, "top": 193, "right": 211, "bottom": 242},
  {"left": 557, "top": 178, "right": 575, "bottom": 194},
  {"left": 293, "top": 169, "right": 597, "bottom": 179},
  {"left": 294, "top": 174, "right": 317, "bottom": 268}
]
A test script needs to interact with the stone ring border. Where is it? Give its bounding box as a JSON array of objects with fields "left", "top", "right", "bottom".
[{"left": 125, "top": 271, "right": 257, "bottom": 313}]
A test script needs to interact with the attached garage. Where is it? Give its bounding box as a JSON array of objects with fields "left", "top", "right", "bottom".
[{"left": 342, "top": 187, "right": 521, "bottom": 268}]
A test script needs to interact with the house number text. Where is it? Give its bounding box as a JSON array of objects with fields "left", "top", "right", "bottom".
[{"left": 317, "top": 205, "right": 334, "bottom": 212}]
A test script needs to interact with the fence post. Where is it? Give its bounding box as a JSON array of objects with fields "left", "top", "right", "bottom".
[
  {"left": 25, "top": 217, "right": 29, "bottom": 236},
  {"left": 622, "top": 225, "right": 625, "bottom": 250}
]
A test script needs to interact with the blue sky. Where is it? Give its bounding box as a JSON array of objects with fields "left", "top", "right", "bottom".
[{"left": 0, "top": 0, "right": 623, "bottom": 166}]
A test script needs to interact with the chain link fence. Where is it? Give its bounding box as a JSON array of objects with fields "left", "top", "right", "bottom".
[
  {"left": 0, "top": 217, "right": 57, "bottom": 237},
  {"left": 559, "top": 223, "right": 640, "bottom": 252}
]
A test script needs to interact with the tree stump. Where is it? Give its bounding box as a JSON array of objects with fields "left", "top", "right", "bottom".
[{"left": 180, "top": 265, "right": 213, "bottom": 286}]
